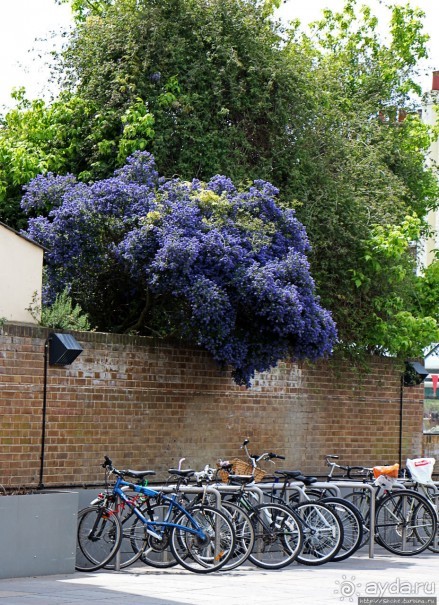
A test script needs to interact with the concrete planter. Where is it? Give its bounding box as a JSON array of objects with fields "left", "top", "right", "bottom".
[{"left": 0, "top": 491, "right": 78, "bottom": 579}]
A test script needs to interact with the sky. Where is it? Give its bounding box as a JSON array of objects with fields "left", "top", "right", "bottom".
[{"left": 0, "top": 0, "right": 438, "bottom": 112}]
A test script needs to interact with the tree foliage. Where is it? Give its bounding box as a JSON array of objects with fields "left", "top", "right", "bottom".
[
  {"left": 22, "top": 152, "right": 336, "bottom": 385},
  {"left": 349, "top": 215, "right": 439, "bottom": 357},
  {"left": 56, "top": 0, "right": 439, "bottom": 355},
  {"left": 417, "top": 257, "right": 439, "bottom": 325},
  {"left": 0, "top": 0, "right": 438, "bottom": 362},
  {"left": 27, "top": 287, "right": 92, "bottom": 331},
  {"left": 56, "top": 0, "right": 114, "bottom": 22},
  {"left": 0, "top": 89, "right": 154, "bottom": 227},
  {"left": 59, "top": 0, "right": 314, "bottom": 189}
]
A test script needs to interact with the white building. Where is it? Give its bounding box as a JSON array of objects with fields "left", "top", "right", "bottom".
[
  {"left": 420, "top": 71, "right": 439, "bottom": 268},
  {"left": 421, "top": 72, "right": 439, "bottom": 430},
  {"left": 0, "top": 221, "right": 45, "bottom": 324}
]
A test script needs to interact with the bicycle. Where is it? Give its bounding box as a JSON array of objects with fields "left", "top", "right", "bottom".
[
  {"left": 217, "top": 443, "right": 304, "bottom": 569},
  {"left": 131, "top": 461, "right": 255, "bottom": 571},
  {"left": 343, "top": 463, "right": 437, "bottom": 556},
  {"left": 233, "top": 440, "right": 345, "bottom": 566},
  {"left": 266, "top": 468, "right": 364, "bottom": 562},
  {"left": 76, "top": 456, "right": 236, "bottom": 574},
  {"left": 88, "top": 468, "right": 181, "bottom": 570},
  {"left": 168, "top": 463, "right": 257, "bottom": 571},
  {"left": 402, "top": 457, "right": 439, "bottom": 553}
]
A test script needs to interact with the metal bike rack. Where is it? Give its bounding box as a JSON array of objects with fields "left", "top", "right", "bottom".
[
  {"left": 328, "top": 481, "right": 376, "bottom": 558},
  {"left": 256, "top": 481, "right": 342, "bottom": 501},
  {"left": 254, "top": 480, "right": 375, "bottom": 558},
  {"left": 112, "top": 479, "right": 376, "bottom": 571},
  {"left": 210, "top": 483, "right": 265, "bottom": 504}
]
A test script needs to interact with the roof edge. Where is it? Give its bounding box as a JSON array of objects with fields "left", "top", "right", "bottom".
[{"left": 0, "top": 220, "right": 49, "bottom": 252}]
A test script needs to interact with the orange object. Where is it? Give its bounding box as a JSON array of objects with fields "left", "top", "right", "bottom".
[{"left": 373, "top": 463, "right": 399, "bottom": 479}]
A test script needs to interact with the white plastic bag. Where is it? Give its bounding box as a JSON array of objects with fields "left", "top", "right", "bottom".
[
  {"left": 406, "top": 458, "right": 436, "bottom": 485},
  {"left": 374, "top": 474, "right": 398, "bottom": 489}
]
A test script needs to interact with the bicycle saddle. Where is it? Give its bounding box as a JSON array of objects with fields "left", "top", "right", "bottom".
[
  {"left": 274, "top": 470, "right": 303, "bottom": 479},
  {"left": 168, "top": 469, "right": 195, "bottom": 478},
  {"left": 228, "top": 474, "right": 255, "bottom": 485},
  {"left": 126, "top": 469, "right": 156, "bottom": 479},
  {"left": 294, "top": 475, "right": 318, "bottom": 485}
]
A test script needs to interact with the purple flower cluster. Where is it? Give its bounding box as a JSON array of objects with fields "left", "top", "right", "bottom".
[{"left": 22, "top": 152, "right": 337, "bottom": 386}]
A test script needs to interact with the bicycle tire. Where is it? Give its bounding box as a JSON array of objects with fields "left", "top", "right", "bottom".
[
  {"left": 375, "top": 490, "right": 437, "bottom": 556},
  {"left": 170, "top": 504, "right": 236, "bottom": 573},
  {"left": 343, "top": 491, "right": 371, "bottom": 548},
  {"left": 293, "top": 501, "right": 343, "bottom": 566},
  {"left": 425, "top": 491, "right": 439, "bottom": 553},
  {"left": 76, "top": 505, "right": 122, "bottom": 572},
  {"left": 219, "top": 501, "right": 255, "bottom": 571},
  {"left": 247, "top": 503, "right": 303, "bottom": 570},
  {"left": 102, "top": 505, "right": 148, "bottom": 570},
  {"left": 288, "top": 487, "right": 340, "bottom": 505},
  {"left": 319, "top": 497, "right": 363, "bottom": 561},
  {"left": 91, "top": 491, "right": 156, "bottom": 570},
  {"left": 132, "top": 503, "right": 179, "bottom": 568}
]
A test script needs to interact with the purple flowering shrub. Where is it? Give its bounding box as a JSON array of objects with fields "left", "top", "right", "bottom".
[{"left": 23, "top": 152, "right": 337, "bottom": 385}]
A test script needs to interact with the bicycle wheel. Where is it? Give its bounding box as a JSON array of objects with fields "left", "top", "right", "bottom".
[
  {"left": 219, "top": 501, "right": 255, "bottom": 571},
  {"left": 294, "top": 501, "right": 343, "bottom": 566},
  {"left": 427, "top": 492, "right": 439, "bottom": 553},
  {"left": 320, "top": 497, "right": 363, "bottom": 561},
  {"left": 76, "top": 506, "right": 122, "bottom": 572},
  {"left": 343, "top": 491, "right": 371, "bottom": 548},
  {"left": 170, "top": 505, "right": 236, "bottom": 573},
  {"left": 131, "top": 504, "right": 179, "bottom": 568},
  {"left": 101, "top": 506, "right": 147, "bottom": 570},
  {"left": 248, "top": 503, "right": 303, "bottom": 570},
  {"left": 375, "top": 490, "right": 437, "bottom": 555}
]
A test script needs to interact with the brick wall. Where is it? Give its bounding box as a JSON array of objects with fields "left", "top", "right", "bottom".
[{"left": 0, "top": 323, "right": 424, "bottom": 488}]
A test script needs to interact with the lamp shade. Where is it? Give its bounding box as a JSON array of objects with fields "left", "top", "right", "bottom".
[
  {"left": 49, "top": 333, "right": 83, "bottom": 366},
  {"left": 403, "top": 361, "right": 429, "bottom": 387}
]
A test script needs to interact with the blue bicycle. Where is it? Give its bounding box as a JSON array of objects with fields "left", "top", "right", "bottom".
[{"left": 76, "top": 456, "right": 236, "bottom": 574}]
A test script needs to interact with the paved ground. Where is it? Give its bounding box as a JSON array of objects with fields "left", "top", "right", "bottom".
[{"left": 0, "top": 547, "right": 437, "bottom": 605}]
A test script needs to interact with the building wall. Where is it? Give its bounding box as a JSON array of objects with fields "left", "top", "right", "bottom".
[
  {"left": 0, "top": 324, "right": 424, "bottom": 488},
  {"left": 420, "top": 75, "right": 439, "bottom": 268},
  {"left": 0, "top": 224, "right": 44, "bottom": 324}
]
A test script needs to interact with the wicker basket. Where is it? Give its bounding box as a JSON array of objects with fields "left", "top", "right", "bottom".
[{"left": 216, "top": 458, "right": 267, "bottom": 483}]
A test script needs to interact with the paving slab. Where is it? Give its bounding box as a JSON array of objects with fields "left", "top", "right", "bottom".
[{"left": 0, "top": 548, "right": 436, "bottom": 605}]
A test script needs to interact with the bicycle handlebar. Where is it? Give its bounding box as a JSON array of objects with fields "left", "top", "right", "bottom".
[
  {"left": 102, "top": 456, "right": 132, "bottom": 479},
  {"left": 241, "top": 438, "right": 285, "bottom": 466},
  {"left": 324, "top": 454, "right": 373, "bottom": 479}
]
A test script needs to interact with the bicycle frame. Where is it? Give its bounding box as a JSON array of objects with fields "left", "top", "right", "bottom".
[{"left": 110, "top": 475, "right": 209, "bottom": 542}]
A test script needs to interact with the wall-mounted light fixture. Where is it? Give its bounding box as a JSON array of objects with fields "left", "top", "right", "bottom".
[{"left": 38, "top": 333, "right": 83, "bottom": 489}]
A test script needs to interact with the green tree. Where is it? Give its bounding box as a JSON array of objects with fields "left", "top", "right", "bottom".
[
  {"left": 60, "top": 0, "right": 313, "bottom": 187},
  {"left": 2, "top": 0, "right": 438, "bottom": 361},
  {"left": 0, "top": 90, "right": 154, "bottom": 227},
  {"left": 56, "top": 0, "right": 114, "bottom": 22},
  {"left": 348, "top": 215, "right": 439, "bottom": 356},
  {"left": 417, "top": 256, "right": 439, "bottom": 324},
  {"left": 283, "top": 2, "right": 439, "bottom": 351}
]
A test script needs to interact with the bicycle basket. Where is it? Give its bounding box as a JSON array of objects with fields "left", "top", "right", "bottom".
[
  {"left": 373, "top": 463, "right": 399, "bottom": 479},
  {"left": 406, "top": 458, "right": 436, "bottom": 485},
  {"left": 216, "top": 458, "right": 267, "bottom": 483}
]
